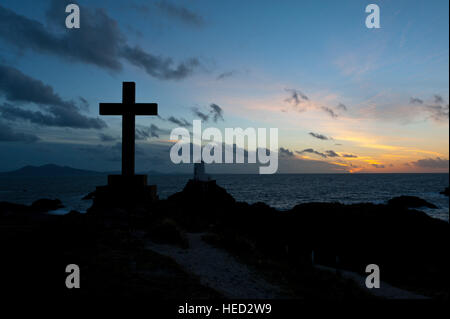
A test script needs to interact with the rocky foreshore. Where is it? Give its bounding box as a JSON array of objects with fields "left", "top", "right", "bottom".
[{"left": 0, "top": 180, "right": 448, "bottom": 300}]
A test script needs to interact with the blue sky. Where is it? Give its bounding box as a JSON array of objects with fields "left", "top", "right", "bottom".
[{"left": 0, "top": 0, "right": 448, "bottom": 173}]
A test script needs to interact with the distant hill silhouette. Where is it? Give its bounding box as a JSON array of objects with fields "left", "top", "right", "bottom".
[
  {"left": 0, "top": 164, "right": 172, "bottom": 177},
  {"left": 0, "top": 164, "right": 104, "bottom": 177}
]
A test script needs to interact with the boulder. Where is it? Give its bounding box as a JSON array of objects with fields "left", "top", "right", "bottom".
[
  {"left": 387, "top": 196, "right": 437, "bottom": 209},
  {"left": 440, "top": 187, "right": 449, "bottom": 197},
  {"left": 0, "top": 201, "right": 29, "bottom": 215},
  {"left": 30, "top": 199, "right": 64, "bottom": 212},
  {"left": 168, "top": 179, "right": 235, "bottom": 207}
]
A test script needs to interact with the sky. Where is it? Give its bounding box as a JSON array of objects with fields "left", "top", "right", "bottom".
[{"left": 0, "top": 0, "right": 448, "bottom": 173}]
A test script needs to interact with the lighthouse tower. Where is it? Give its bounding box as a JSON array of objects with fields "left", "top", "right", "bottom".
[{"left": 193, "top": 161, "right": 210, "bottom": 181}]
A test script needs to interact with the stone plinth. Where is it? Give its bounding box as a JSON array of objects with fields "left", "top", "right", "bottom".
[
  {"left": 94, "top": 174, "right": 158, "bottom": 207},
  {"left": 107, "top": 174, "right": 148, "bottom": 187}
]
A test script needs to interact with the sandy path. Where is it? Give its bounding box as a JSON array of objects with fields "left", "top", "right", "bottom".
[
  {"left": 315, "top": 265, "right": 429, "bottom": 299},
  {"left": 146, "top": 233, "right": 284, "bottom": 299},
  {"left": 146, "top": 233, "right": 428, "bottom": 300}
]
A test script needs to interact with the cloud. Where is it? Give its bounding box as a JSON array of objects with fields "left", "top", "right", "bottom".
[
  {"left": 135, "top": 128, "right": 150, "bottom": 140},
  {"left": 279, "top": 147, "right": 294, "bottom": 157},
  {"left": 192, "top": 107, "right": 209, "bottom": 121},
  {"left": 0, "top": 64, "right": 73, "bottom": 106},
  {"left": 78, "top": 97, "right": 89, "bottom": 111},
  {"left": 2, "top": 139, "right": 349, "bottom": 173},
  {"left": 149, "top": 124, "right": 161, "bottom": 138},
  {"left": 284, "top": 89, "right": 344, "bottom": 119},
  {"left": 297, "top": 148, "right": 346, "bottom": 159},
  {"left": 99, "top": 133, "right": 118, "bottom": 142},
  {"left": 155, "top": 1, "right": 204, "bottom": 27},
  {"left": 78, "top": 141, "right": 167, "bottom": 163},
  {"left": 209, "top": 103, "right": 224, "bottom": 122},
  {"left": 192, "top": 103, "right": 225, "bottom": 122},
  {"left": 309, "top": 132, "right": 329, "bottom": 140},
  {"left": 321, "top": 106, "right": 338, "bottom": 119},
  {"left": 285, "top": 89, "right": 309, "bottom": 106},
  {"left": 325, "top": 150, "right": 339, "bottom": 157},
  {"left": 134, "top": 124, "right": 171, "bottom": 140},
  {"left": 409, "top": 94, "right": 448, "bottom": 123},
  {"left": 78, "top": 142, "right": 122, "bottom": 162},
  {"left": 0, "top": 2, "right": 123, "bottom": 70},
  {"left": 0, "top": 2, "right": 200, "bottom": 80},
  {"left": 0, "top": 121, "right": 39, "bottom": 142},
  {"left": 1, "top": 102, "right": 106, "bottom": 129},
  {"left": 121, "top": 45, "right": 200, "bottom": 80},
  {"left": 149, "top": 124, "right": 171, "bottom": 138},
  {"left": 0, "top": 65, "right": 106, "bottom": 129},
  {"left": 166, "top": 116, "right": 192, "bottom": 127},
  {"left": 217, "top": 71, "right": 236, "bottom": 80},
  {"left": 410, "top": 157, "right": 449, "bottom": 169},
  {"left": 410, "top": 97, "right": 423, "bottom": 105},
  {"left": 425, "top": 103, "right": 449, "bottom": 122},
  {"left": 371, "top": 164, "right": 385, "bottom": 169},
  {"left": 342, "top": 154, "right": 358, "bottom": 158},
  {"left": 337, "top": 103, "right": 348, "bottom": 111},
  {"left": 296, "top": 148, "right": 327, "bottom": 158},
  {"left": 434, "top": 95, "right": 444, "bottom": 104}
]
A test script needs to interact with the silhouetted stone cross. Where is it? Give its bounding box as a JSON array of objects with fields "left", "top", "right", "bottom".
[{"left": 99, "top": 82, "right": 158, "bottom": 176}]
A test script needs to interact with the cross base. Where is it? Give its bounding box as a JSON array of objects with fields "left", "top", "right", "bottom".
[
  {"left": 107, "top": 174, "right": 149, "bottom": 187},
  {"left": 94, "top": 174, "right": 158, "bottom": 207}
]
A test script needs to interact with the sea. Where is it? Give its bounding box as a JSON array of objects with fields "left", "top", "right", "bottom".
[{"left": 0, "top": 173, "right": 448, "bottom": 221}]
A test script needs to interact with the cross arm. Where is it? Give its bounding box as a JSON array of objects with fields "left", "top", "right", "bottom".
[{"left": 99, "top": 103, "right": 158, "bottom": 115}]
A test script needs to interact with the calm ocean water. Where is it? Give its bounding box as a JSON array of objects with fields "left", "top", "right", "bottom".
[{"left": 0, "top": 174, "right": 448, "bottom": 221}]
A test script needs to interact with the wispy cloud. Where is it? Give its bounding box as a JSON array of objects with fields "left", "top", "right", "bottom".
[
  {"left": 192, "top": 107, "right": 209, "bottom": 121},
  {"left": 0, "top": 121, "right": 39, "bottom": 142},
  {"left": 309, "top": 132, "right": 330, "bottom": 140},
  {"left": 434, "top": 94, "right": 444, "bottom": 104},
  {"left": 279, "top": 147, "right": 294, "bottom": 157},
  {"left": 0, "top": 2, "right": 200, "bottom": 80},
  {"left": 0, "top": 64, "right": 106, "bottom": 129},
  {"left": 410, "top": 157, "right": 449, "bottom": 169},
  {"left": 217, "top": 71, "right": 237, "bottom": 80},
  {"left": 283, "top": 89, "right": 346, "bottom": 119},
  {"left": 337, "top": 103, "right": 348, "bottom": 111},
  {"left": 166, "top": 116, "right": 192, "bottom": 127},
  {"left": 192, "top": 103, "right": 225, "bottom": 122},
  {"left": 412, "top": 94, "right": 449, "bottom": 123},
  {"left": 296, "top": 148, "right": 327, "bottom": 158},
  {"left": 209, "top": 103, "right": 224, "bottom": 122},
  {"left": 155, "top": 1, "right": 205, "bottom": 27},
  {"left": 410, "top": 97, "right": 423, "bottom": 105},
  {"left": 321, "top": 106, "right": 338, "bottom": 119},
  {"left": 325, "top": 150, "right": 339, "bottom": 157},
  {"left": 99, "top": 133, "right": 118, "bottom": 142},
  {"left": 425, "top": 103, "right": 449, "bottom": 123},
  {"left": 284, "top": 88, "right": 309, "bottom": 106}
]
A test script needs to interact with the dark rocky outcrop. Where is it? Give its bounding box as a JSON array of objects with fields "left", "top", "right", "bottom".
[
  {"left": 161, "top": 182, "right": 448, "bottom": 298},
  {"left": 82, "top": 191, "right": 96, "bottom": 200},
  {"left": 387, "top": 195, "right": 438, "bottom": 209},
  {"left": 0, "top": 198, "right": 64, "bottom": 216},
  {"left": 1, "top": 179, "right": 448, "bottom": 299},
  {"left": 30, "top": 198, "right": 64, "bottom": 212},
  {"left": 441, "top": 187, "right": 449, "bottom": 197},
  {"left": 0, "top": 201, "right": 30, "bottom": 216},
  {"left": 164, "top": 179, "right": 236, "bottom": 231},
  {"left": 0, "top": 196, "right": 219, "bottom": 300}
]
